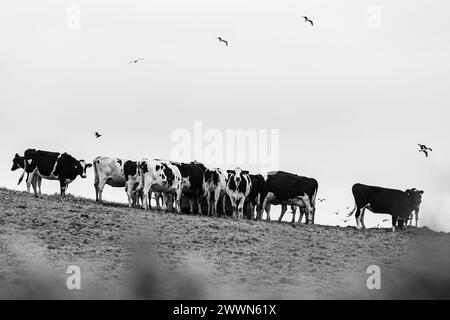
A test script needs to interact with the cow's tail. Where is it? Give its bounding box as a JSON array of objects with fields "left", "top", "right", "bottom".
[
  {"left": 93, "top": 156, "right": 100, "bottom": 187},
  {"left": 133, "top": 163, "right": 144, "bottom": 193},
  {"left": 17, "top": 158, "right": 27, "bottom": 185},
  {"left": 346, "top": 203, "right": 357, "bottom": 217},
  {"left": 17, "top": 170, "right": 26, "bottom": 185}
]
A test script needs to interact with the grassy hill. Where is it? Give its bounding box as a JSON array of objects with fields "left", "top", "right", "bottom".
[{"left": 1, "top": 187, "right": 449, "bottom": 299}]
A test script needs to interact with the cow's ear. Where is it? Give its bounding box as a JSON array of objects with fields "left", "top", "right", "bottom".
[
  {"left": 227, "top": 170, "right": 234, "bottom": 174},
  {"left": 419, "top": 190, "right": 424, "bottom": 195},
  {"left": 86, "top": 163, "right": 93, "bottom": 168},
  {"left": 242, "top": 170, "right": 249, "bottom": 175}
]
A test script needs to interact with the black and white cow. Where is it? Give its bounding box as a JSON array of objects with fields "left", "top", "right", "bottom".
[
  {"left": 203, "top": 168, "right": 228, "bottom": 217},
  {"left": 347, "top": 183, "right": 424, "bottom": 231},
  {"left": 93, "top": 156, "right": 127, "bottom": 202},
  {"left": 244, "top": 174, "right": 268, "bottom": 220},
  {"left": 21, "top": 149, "right": 91, "bottom": 199},
  {"left": 262, "top": 171, "right": 318, "bottom": 224},
  {"left": 124, "top": 160, "right": 144, "bottom": 208},
  {"left": 226, "top": 168, "right": 252, "bottom": 220},
  {"left": 12, "top": 153, "right": 43, "bottom": 194},
  {"left": 93, "top": 156, "right": 143, "bottom": 207},
  {"left": 136, "top": 159, "right": 183, "bottom": 213},
  {"left": 171, "top": 161, "right": 207, "bottom": 215}
]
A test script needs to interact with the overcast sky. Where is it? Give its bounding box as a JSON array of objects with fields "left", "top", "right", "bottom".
[{"left": 1, "top": 0, "right": 449, "bottom": 231}]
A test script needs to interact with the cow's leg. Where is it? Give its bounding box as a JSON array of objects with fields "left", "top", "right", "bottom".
[
  {"left": 221, "top": 193, "right": 227, "bottom": 217},
  {"left": 213, "top": 189, "right": 221, "bottom": 217},
  {"left": 162, "top": 193, "right": 169, "bottom": 212},
  {"left": 154, "top": 191, "right": 162, "bottom": 211},
  {"left": 197, "top": 196, "right": 202, "bottom": 215},
  {"left": 36, "top": 176, "right": 42, "bottom": 195},
  {"left": 312, "top": 207, "right": 316, "bottom": 224},
  {"left": 126, "top": 183, "right": 134, "bottom": 208},
  {"left": 27, "top": 170, "right": 38, "bottom": 197},
  {"left": 391, "top": 215, "right": 398, "bottom": 232},
  {"left": 143, "top": 186, "right": 151, "bottom": 210},
  {"left": 278, "top": 204, "right": 288, "bottom": 222},
  {"left": 355, "top": 206, "right": 362, "bottom": 229},
  {"left": 59, "top": 180, "right": 67, "bottom": 200},
  {"left": 204, "top": 191, "right": 211, "bottom": 216},
  {"left": 299, "top": 207, "right": 305, "bottom": 223},
  {"left": 360, "top": 207, "right": 367, "bottom": 229},
  {"left": 175, "top": 190, "right": 182, "bottom": 214},
  {"left": 189, "top": 198, "right": 194, "bottom": 215},
  {"left": 230, "top": 196, "right": 237, "bottom": 219},
  {"left": 96, "top": 178, "right": 108, "bottom": 203},
  {"left": 262, "top": 192, "right": 276, "bottom": 221},
  {"left": 414, "top": 210, "right": 419, "bottom": 227},
  {"left": 25, "top": 173, "right": 31, "bottom": 193},
  {"left": 296, "top": 194, "right": 313, "bottom": 224},
  {"left": 255, "top": 194, "right": 263, "bottom": 221},
  {"left": 291, "top": 205, "right": 297, "bottom": 224},
  {"left": 237, "top": 196, "right": 245, "bottom": 220},
  {"left": 248, "top": 202, "right": 255, "bottom": 220}
]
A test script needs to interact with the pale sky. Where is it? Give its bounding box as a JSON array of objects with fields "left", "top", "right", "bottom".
[{"left": 1, "top": 0, "right": 449, "bottom": 231}]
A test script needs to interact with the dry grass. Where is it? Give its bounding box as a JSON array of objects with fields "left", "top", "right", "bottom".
[{"left": 1, "top": 187, "right": 449, "bottom": 299}]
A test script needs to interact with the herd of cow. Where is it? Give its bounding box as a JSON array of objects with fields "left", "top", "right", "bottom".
[{"left": 10, "top": 149, "right": 424, "bottom": 231}]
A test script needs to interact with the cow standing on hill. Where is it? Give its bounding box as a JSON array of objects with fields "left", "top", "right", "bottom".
[
  {"left": 93, "top": 156, "right": 143, "bottom": 207},
  {"left": 226, "top": 168, "right": 252, "bottom": 220},
  {"left": 203, "top": 168, "right": 228, "bottom": 217},
  {"left": 244, "top": 174, "right": 268, "bottom": 220},
  {"left": 262, "top": 171, "right": 318, "bottom": 224},
  {"left": 136, "top": 159, "right": 183, "bottom": 213},
  {"left": 20, "top": 149, "right": 91, "bottom": 199},
  {"left": 172, "top": 161, "right": 207, "bottom": 215},
  {"left": 11, "top": 153, "right": 43, "bottom": 194},
  {"left": 124, "top": 160, "right": 144, "bottom": 207},
  {"left": 347, "top": 183, "right": 424, "bottom": 231},
  {"left": 93, "top": 156, "right": 127, "bottom": 203}
]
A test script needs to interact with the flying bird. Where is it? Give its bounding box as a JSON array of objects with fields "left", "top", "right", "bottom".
[
  {"left": 335, "top": 210, "right": 340, "bottom": 215},
  {"left": 129, "top": 58, "right": 144, "bottom": 64},
  {"left": 318, "top": 198, "right": 326, "bottom": 202},
  {"left": 302, "top": 16, "right": 313, "bottom": 26},
  {"left": 419, "top": 149, "right": 429, "bottom": 157},
  {"left": 341, "top": 219, "right": 350, "bottom": 223},
  {"left": 382, "top": 219, "right": 389, "bottom": 222},
  {"left": 94, "top": 132, "right": 102, "bottom": 138},
  {"left": 217, "top": 37, "right": 228, "bottom": 46},
  {"left": 418, "top": 144, "right": 432, "bottom": 157}
]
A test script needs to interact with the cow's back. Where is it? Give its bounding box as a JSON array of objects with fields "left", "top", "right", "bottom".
[
  {"left": 267, "top": 171, "right": 315, "bottom": 201},
  {"left": 93, "top": 156, "right": 127, "bottom": 187}
]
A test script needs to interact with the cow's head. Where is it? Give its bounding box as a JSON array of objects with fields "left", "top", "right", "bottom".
[
  {"left": 77, "top": 160, "right": 92, "bottom": 178},
  {"left": 405, "top": 188, "right": 424, "bottom": 212},
  {"left": 227, "top": 167, "right": 249, "bottom": 188},
  {"left": 11, "top": 153, "right": 24, "bottom": 171}
]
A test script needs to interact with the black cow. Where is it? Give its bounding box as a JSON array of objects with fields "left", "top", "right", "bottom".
[
  {"left": 12, "top": 153, "right": 43, "bottom": 194},
  {"left": 172, "top": 161, "right": 207, "bottom": 215},
  {"left": 347, "top": 183, "right": 424, "bottom": 231},
  {"left": 262, "top": 171, "right": 318, "bottom": 224},
  {"left": 244, "top": 174, "right": 268, "bottom": 220},
  {"left": 21, "top": 149, "right": 92, "bottom": 199},
  {"left": 226, "top": 168, "right": 252, "bottom": 220},
  {"left": 124, "top": 160, "right": 144, "bottom": 207}
]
